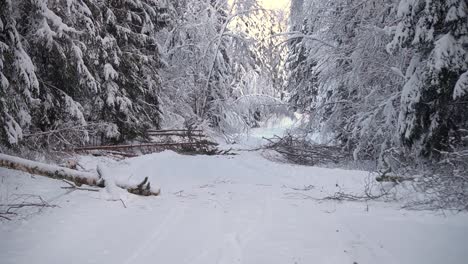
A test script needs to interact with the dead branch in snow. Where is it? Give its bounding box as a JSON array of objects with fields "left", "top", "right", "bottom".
[
  {"left": 2, "top": 201, "right": 58, "bottom": 213},
  {"left": 404, "top": 149, "right": 468, "bottom": 211},
  {"left": 0, "top": 214, "right": 11, "bottom": 220},
  {"left": 284, "top": 173, "right": 396, "bottom": 203},
  {"left": 284, "top": 191, "right": 384, "bottom": 202},
  {"left": 320, "top": 191, "right": 385, "bottom": 202},
  {"left": 324, "top": 173, "right": 398, "bottom": 202},
  {"left": 71, "top": 129, "right": 226, "bottom": 157},
  {"left": 60, "top": 179, "right": 100, "bottom": 192},
  {"left": 263, "top": 134, "right": 350, "bottom": 166},
  {"left": 282, "top": 184, "right": 315, "bottom": 191},
  {"left": 0, "top": 153, "right": 160, "bottom": 196},
  {"left": 0, "top": 195, "right": 57, "bottom": 221},
  {"left": 74, "top": 141, "right": 218, "bottom": 152},
  {"left": 146, "top": 129, "right": 203, "bottom": 133},
  {"left": 86, "top": 150, "right": 138, "bottom": 160}
]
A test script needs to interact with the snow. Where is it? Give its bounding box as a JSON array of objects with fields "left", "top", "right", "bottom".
[
  {"left": 3, "top": 114, "right": 23, "bottom": 144},
  {"left": 103, "top": 123, "right": 120, "bottom": 139},
  {"left": 104, "top": 63, "right": 118, "bottom": 81},
  {"left": 396, "top": 0, "right": 417, "bottom": 17},
  {"left": 72, "top": 44, "right": 98, "bottom": 92},
  {"left": 97, "top": 164, "right": 129, "bottom": 202},
  {"left": 14, "top": 47, "right": 39, "bottom": 94},
  {"left": 453, "top": 71, "right": 468, "bottom": 99},
  {"left": 0, "top": 73, "right": 8, "bottom": 89},
  {"left": 229, "top": 116, "right": 298, "bottom": 147},
  {"left": 430, "top": 33, "right": 465, "bottom": 72},
  {"left": 390, "top": 67, "right": 405, "bottom": 79},
  {"left": 41, "top": 1, "right": 78, "bottom": 36},
  {"left": 1, "top": 131, "right": 468, "bottom": 264},
  {"left": 445, "top": 2, "right": 467, "bottom": 22},
  {"left": 63, "top": 95, "right": 87, "bottom": 125}
]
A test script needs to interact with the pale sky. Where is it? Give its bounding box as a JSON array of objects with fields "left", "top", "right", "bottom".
[
  {"left": 227, "top": 0, "right": 290, "bottom": 44},
  {"left": 228, "top": 0, "right": 290, "bottom": 11},
  {"left": 257, "top": 0, "right": 290, "bottom": 11}
]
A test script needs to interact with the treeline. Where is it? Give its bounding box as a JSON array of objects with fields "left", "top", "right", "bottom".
[
  {"left": 0, "top": 0, "right": 282, "bottom": 150},
  {"left": 0, "top": 0, "right": 171, "bottom": 148},
  {"left": 285, "top": 0, "right": 467, "bottom": 162}
]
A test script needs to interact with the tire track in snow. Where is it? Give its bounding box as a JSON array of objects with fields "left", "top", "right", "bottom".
[
  {"left": 123, "top": 202, "right": 188, "bottom": 264},
  {"left": 332, "top": 211, "right": 399, "bottom": 264},
  {"left": 217, "top": 232, "right": 243, "bottom": 264},
  {"left": 217, "top": 173, "right": 275, "bottom": 263},
  {"left": 189, "top": 173, "right": 275, "bottom": 264},
  {"left": 238, "top": 185, "right": 274, "bottom": 246}
]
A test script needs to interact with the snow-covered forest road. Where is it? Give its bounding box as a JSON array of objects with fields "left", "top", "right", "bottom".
[
  {"left": 1, "top": 0, "right": 467, "bottom": 262},
  {"left": 1, "top": 139, "right": 468, "bottom": 264}
]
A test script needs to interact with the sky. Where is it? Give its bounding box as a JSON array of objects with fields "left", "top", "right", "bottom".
[
  {"left": 227, "top": 0, "right": 290, "bottom": 48},
  {"left": 228, "top": 0, "right": 290, "bottom": 11},
  {"left": 257, "top": 0, "right": 290, "bottom": 11},
  {"left": 227, "top": 0, "right": 290, "bottom": 30}
]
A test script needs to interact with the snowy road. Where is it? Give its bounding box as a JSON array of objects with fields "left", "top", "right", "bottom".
[{"left": 1, "top": 149, "right": 468, "bottom": 264}]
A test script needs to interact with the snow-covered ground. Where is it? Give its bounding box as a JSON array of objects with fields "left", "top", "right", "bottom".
[{"left": 1, "top": 125, "right": 468, "bottom": 264}]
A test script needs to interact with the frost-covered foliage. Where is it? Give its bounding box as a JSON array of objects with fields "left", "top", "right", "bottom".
[
  {"left": 1, "top": 0, "right": 286, "bottom": 148},
  {"left": 157, "top": 0, "right": 286, "bottom": 133},
  {"left": 0, "top": 0, "right": 170, "bottom": 148},
  {"left": 285, "top": 0, "right": 468, "bottom": 209},
  {"left": 387, "top": 0, "right": 468, "bottom": 157},
  {"left": 284, "top": 6, "right": 321, "bottom": 118},
  {"left": 286, "top": 0, "right": 467, "bottom": 161},
  {"left": 0, "top": 0, "right": 40, "bottom": 145},
  {"left": 286, "top": 0, "right": 407, "bottom": 162},
  {"left": 157, "top": 0, "right": 234, "bottom": 128}
]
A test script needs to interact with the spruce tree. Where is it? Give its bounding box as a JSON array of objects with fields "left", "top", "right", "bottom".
[{"left": 387, "top": 0, "right": 468, "bottom": 157}]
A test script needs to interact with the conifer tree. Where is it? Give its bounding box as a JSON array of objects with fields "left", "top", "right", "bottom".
[{"left": 387, "top": 0, "right": 468, "bottom": 156}]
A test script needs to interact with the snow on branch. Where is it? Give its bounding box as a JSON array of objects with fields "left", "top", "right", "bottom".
[{"left": 272, "top": 32, "right": 337, "bottom": 49}]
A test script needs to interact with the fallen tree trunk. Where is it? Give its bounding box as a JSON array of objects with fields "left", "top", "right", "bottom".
[
  {"left": 375, "top": 175, "right": 414, "bottom": 183},
  {"left": 74, "top": 141, "right": 218, "bottom": 152},
  {"left": 148, "top": 133, "right": 205, "bottom": 137},
  {"left": 0, "top": 154, "right": 160, "bottom": 196},
  {"left": 0, "top": 153, "right": 102, "bottom": 186},
  {"left": 146, "top": 129, "right": 203, "bottom": 133}
]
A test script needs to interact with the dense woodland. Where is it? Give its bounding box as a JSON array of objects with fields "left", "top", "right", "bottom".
[
  {"left": 284, "top": 0, "right": 467, "bottom": 209},
  {"left": 0, "top": 0, "right": 284, "bottom": 149},
  {"left": 286, "top": 0, "right": 467, "bottom": 161},
  {"left": 0, "top": 0, "right": 467, "bottom": 207}
]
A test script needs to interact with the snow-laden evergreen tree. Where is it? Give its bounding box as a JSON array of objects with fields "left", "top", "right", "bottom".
[
  {"left": 318, "top": 0, "right": 405, "bottom": 161},
  {"left": 14, "top": 0, "right": 93, "bottom": 148},
  {"left": 286, "top": 0, "right": 406, "bottom": 161},
  {"left": 387, "top": 0, "right": 468, "bottom": 157},
  {"left": 90, "top": 0, "right": 170, "bottom": 139},
  {"left": 0, "top": 0, "right": 170, "bottom": 148},
  {"left": 284, "top": 8, "right": 318, "bottom": 114},
  {"left": 1, "top": 0, "right": 288, "bottom": 148},
  {"left": 0, "top": 0, "right": 40, "bottom": 146}
]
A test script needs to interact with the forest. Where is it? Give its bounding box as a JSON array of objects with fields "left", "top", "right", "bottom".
[
  {"left": 1, "top": 0, "right": 466, "bottom": 208},
  {"left": 0, "top": 0, "right": 467, "bottom": 263}
]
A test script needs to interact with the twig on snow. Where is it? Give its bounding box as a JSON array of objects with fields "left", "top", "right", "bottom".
[{"left": 61, "top": 179, "right": 100, "bottom": 192}]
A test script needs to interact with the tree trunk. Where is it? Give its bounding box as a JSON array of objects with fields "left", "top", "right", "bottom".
[{"left": 0, "top": 154, "right": 160, "bottom": 196}]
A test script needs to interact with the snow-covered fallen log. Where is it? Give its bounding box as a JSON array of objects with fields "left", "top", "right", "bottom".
[{"left": 0, "top": 154, "right": 160, "bottom": 196}]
